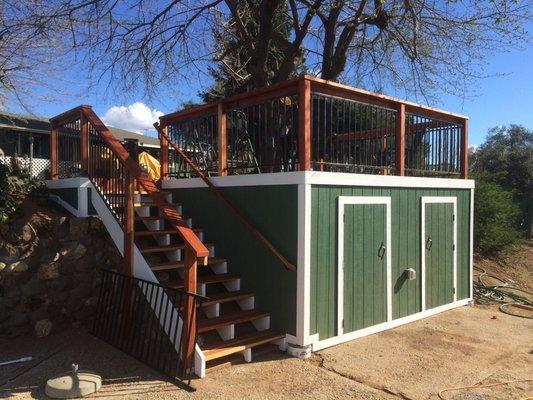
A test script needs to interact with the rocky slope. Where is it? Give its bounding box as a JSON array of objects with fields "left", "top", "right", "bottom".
[{"left": 0, "top": 199, "right": 122, "bottom": 337}]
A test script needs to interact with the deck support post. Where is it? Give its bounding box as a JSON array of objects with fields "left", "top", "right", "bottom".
[
  {"left": 159, "top": 124, "right": 169, "bottom": 181},
  {"left": 298, "top": 78, "right": 311, "bottom": 171},
  {"left": 80, "top": 112, "right": 89, "bottom": 176},
  {"left": 50, "top": 127, "right": 58, "bottom": 180},
  {"left": 218, "top": 103, "right": 228, "bottom": 176},
  {"left": 123, "top": 171, "right": 135, "bottom": 276},
  {"left": 183, "top": 248, "right": 198, "bottom": 372},
  {"left": 395, "top": 103, "right": 406, "bottom": 176},
  {"left": 460, "top": 119, "right": 468, "bottom": 179}
]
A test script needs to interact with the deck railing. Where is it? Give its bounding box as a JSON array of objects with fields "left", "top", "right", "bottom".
[{"left": 159, "top": 76, "right": 468, "bottom": 179}]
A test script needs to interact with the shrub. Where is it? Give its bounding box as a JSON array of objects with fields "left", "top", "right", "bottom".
[
  {"left": 474, "top": 181, "right": 521, "bottom": 254},
  {"left": 0, "top": 162, "right": 45, "bottom": 222}
]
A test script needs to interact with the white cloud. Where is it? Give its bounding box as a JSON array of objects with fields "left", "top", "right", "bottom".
[{"left": 102, "top": 102, "right": 163, "bottom": 133}]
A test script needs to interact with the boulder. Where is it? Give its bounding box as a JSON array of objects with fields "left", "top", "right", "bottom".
[
  {"left": 34, "top": 319, "right": 53, "bottom": 338},
  {"left": 21, "top": 224, "right": 34, "bottom": 242},
  {"left": 0, "top": 261, "right": 6, "bottom": 273},
  {"left": 74, "top": 255, "right": 95, "bottom": 273},
  {"left": 9, "top": 261, "right": 28, "bottom": 273},
  {"left": 69, "top": 218, "right": 88, "bottom": 240},
  {"left": 53, "top": 217, "right": 69, "bottom": 238},
  {"left": 63, "top": 243, "right": 87, "bottom": 261},
  {"left": 38, "top": 263, "right": 60, "bottom": 280}
]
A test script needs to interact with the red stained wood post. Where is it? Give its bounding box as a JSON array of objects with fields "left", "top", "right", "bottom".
[
  {"left": 460, "top": 119, "right": 469, "bottom": 179},
  {"left": 80, "top": 112, "right": 89, "bottom": 176},
  {"left": 395, "top": 103, "right": 406, "bottom": 176},
  {"left": 160, "top": 124, "right": 169, "bottom": 180},
  {"left": 50, "top": 126, "right": 58, "bottom": 180},
  {"left": 123, "top": 171, "right": 135, "bottom": 276},
  {"left": 182, "top": 248, "right": 198, "bottom": 369},
  {"left": 218, "top": 103, "right": 228, "bottom": 176},
  {"left": 298, "top": 78, "right": 312, "bottom": 171}
]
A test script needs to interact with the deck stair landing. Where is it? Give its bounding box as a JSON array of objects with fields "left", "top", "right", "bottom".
[{"left": 132, "top": 193, "right": 286, "bottom": 372}]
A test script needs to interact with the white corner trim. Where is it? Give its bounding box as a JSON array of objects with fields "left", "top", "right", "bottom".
[
  {"left": 420, "top": 196, "right": 457, "bottom": 311},
  {"left": 337, "top": 196, "right": 392, "bottom": 336},
  {"left": 312, "top": 298, "right": 470, "bottom": 351},
  {"left": 469, "top": 189, "right": 474, "bottom": 299}
]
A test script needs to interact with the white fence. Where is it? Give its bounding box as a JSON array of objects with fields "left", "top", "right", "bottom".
[{"left": 0, "top": 156, "right": 50, "bottom": 180}]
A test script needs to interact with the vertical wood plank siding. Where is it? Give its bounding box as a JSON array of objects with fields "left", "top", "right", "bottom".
[
  {"left": 170, "top": 185, "right": 298, "bottom": 335},
  {"left": 310, "top": 185, "right": 471, "bottom": 340}
]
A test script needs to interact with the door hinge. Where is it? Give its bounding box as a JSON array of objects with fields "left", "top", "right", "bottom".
[
  {"left": 453, "top": 288, "right": 456, "bottom": 294},
  {"left": 453, "top": 244, "right": 456, "bottom": 251},
  {"left": 453, "top": 214, "right": 455, "bottom": 221}
]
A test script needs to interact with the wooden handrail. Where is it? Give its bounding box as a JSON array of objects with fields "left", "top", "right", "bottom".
[
  {"left": 154, "top": 122, "right": 296, "bottom": 272},
  {"left": 51, "top": 105, "right": 209, "bottom": 263}
]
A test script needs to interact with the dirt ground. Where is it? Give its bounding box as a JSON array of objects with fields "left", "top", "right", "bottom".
[{"left": 0, "top": 244, "right": 531, "bottom": 399}]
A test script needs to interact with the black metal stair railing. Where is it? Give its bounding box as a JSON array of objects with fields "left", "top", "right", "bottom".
[{"left": 92, "top": 269, "right": 205, "bottom": 390}]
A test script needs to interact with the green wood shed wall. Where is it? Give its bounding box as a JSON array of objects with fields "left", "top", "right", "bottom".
[
  {"left": 170, "top": 185, "right": 299, "bottom": 336},
  {"left": 310, "top": 185, "right": 471, "bottom": 340}
]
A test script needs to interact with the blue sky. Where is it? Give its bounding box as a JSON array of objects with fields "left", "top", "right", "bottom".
[{"left": 11, "top": 23, "right": 533, "bottom": 147}]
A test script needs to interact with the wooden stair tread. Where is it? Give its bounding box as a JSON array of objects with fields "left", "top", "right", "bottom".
[
  {"left": 198, "top": 310, "right": 269, "bottom": 333},
  {"left": 150, "top": 257, "right": 226, "bottom": 271},
  {"left": 135, "top": 215, "right": 190, "bottom": 221},
  {"left": 134, "top": 202, "right": 180, "bottom": 208},
  {"left": 139, "top": 243, "right": 212, "bottom": 253},
  {"left": 202, "top": 331, "right": 283, "bottom": 361},
  {"left": 201, "top": 291, "right": 254, "bottom": 307},
  {"left": 135, "top": 228, "right": 202, "bottom": 236},
  {"left": 166, "top": 273, "right": 240, "bottom": 289}
]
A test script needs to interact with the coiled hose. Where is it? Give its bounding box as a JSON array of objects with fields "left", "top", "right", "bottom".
[{"left": 473, "top": 265, "right": 533, "bottom": 319}]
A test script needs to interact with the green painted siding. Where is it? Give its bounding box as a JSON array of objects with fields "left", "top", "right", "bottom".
[
  {"left": 50, "top": 188, "right": 78, "bottom": 210},
  {"left": 310, "top": 185, "right": 471, "bottom": 340},
  {"left": 170, "top": 185, "right": 298, "bottom": 336},
  {"left": 343, "top": 203, "right": 387, "bottom": 332},
  {"left": 424, "top": 203, "right": 454, "bottom": 309}
]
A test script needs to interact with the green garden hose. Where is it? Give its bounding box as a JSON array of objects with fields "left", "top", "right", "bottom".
[{"left": 473, "top": 265, "right": 533, "bottom": 319}]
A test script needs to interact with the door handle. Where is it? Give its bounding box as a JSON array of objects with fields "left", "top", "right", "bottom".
[
  {"left": 426, "top": 237, "right": 433, "bottom": 250},
  {"left": 378, "top": 242, "right": 386, "bottom": 259}
]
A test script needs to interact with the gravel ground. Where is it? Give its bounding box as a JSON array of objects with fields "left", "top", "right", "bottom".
[{"left": 0, "top": 305, "right": 531, "bottom": 399}]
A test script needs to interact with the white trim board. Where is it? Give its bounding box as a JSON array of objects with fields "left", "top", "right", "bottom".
[
  {"left": 337, "top": 196, "right": 392, "bottom": 336},
  {"left": 162, "top": 171, "right": 475, "bottom": 190},
  {"left": 420, "top": 196, "right": 458, "bottom": 311},
  {"left": 311, "top": 298, "right": 471, "bottom": 351}
]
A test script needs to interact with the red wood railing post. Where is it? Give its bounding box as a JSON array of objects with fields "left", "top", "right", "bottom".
[
  {"left": 80, "top": 112, "right": 89, "bottom": 176},
  {"left": 218, "top": 103, "right": 228, "bottom": 176},
  {"left": 460, "top": 119, "right": 469, "bottom": 179},
  {"left": 123, "top": 171, "right": 135, "bottom": 276},
  {"left": 160, "top": 124, "right": 169, "bottom": 180},
  {"left": 183, "top": 248, "right": 197, "bottom": 369},
  {"left": 50, "top": 126, "right": 58, "bottom": 180},
  {"left": 298, "top": 78, "right": 311, "bottom": 171},
  {"left": 396, "top": 103, "right": 406, "bottom": 176}
]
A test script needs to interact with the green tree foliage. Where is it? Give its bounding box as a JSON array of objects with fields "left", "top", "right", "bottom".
[
  {"left": 471, "top": 125, "right": 532, "bottom": 232},
  {"left": 474, "top": 181, "right": 521, "bottom": 254},
  {"left": 200, "top": 1, "right": 304, "bottom": 101}
]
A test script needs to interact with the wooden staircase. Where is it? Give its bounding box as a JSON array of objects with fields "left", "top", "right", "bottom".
[
  {"left": 49, "top": 105, "right": 287, "bottom": 377},
  {"left": 132, "top": 192, "right": 286, "bottom": 371}
]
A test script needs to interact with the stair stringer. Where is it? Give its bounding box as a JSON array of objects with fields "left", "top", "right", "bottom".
[{"left": 88, "top": 183, "right": 206, "bottom": 376}]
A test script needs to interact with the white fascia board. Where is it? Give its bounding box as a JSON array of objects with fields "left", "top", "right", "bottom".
[
  {"left": 162, "top": 171, "right": 474, "bottom": 190},
  {"left": 304, "top": 171, "right": 475, "bottom": 189},
  {"left": 45, "top": 177, "right": 91, "bottom": 189}
]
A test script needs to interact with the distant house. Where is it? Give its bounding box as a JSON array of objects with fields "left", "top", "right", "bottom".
[{"left": 0, "top": 111, "right": 160, "bottom": 178}]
